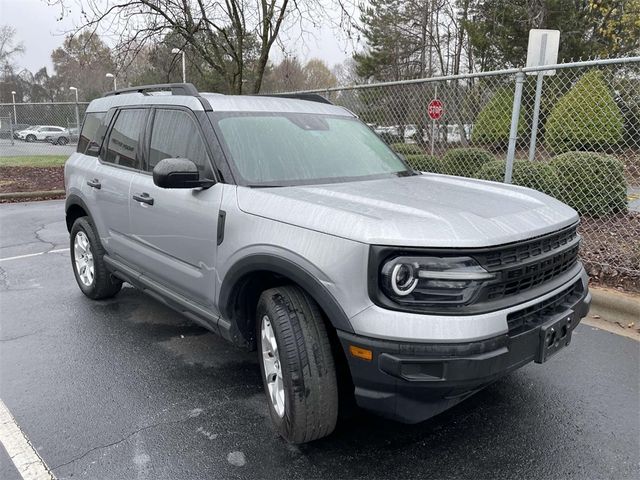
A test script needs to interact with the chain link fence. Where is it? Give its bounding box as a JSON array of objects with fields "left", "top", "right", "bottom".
[
  {"left": 292, "top": 57, "right": 640, "bottom": 289},
  {"left": 0, "top": 102, "right": 89, "bottom": 154}
]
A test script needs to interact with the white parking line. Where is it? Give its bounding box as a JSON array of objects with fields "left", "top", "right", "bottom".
[
  {"left": 0, "top": 399, "right": 55, "bottom": 480},
  {"left": 0, "top": 249, "right": 69, "bottom": 263}
]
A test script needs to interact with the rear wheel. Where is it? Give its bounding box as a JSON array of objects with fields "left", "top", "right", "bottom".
[
  {"left": 256, "top": 286, "right": 339, "bottom": 443},
  {"left": 57, "top": 136, "right": 69, "bottom": 146},
  {"left": 70, "top": 217, "right": 122, "bottom": 299}
]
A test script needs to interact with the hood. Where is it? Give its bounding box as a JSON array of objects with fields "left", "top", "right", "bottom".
[{"left": 236, "top": 174, "right": 579, "bottom": 247}]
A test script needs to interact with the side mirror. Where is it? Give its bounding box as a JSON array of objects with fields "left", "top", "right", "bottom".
[{"left": 152, "top": 158, "right": 215, "bottom": 189}]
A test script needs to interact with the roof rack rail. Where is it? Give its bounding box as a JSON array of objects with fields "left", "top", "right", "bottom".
[
  {"left": 104, "top": 83, "right": 200, "bottom": 97},
  {"left": 261, "top": 93, "right": 333, "bottom": 105}
]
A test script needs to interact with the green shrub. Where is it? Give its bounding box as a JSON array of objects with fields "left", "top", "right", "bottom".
[
  {"left": 441, "top": 148, "right": 495, "bottom": 177},
  {"left": 477, "top": 160, "right": 559, "bottom": 197},
  {"left": 472, "top": 86, "right": 525, "bottom": 148},
  {"left": 552, "top": 151, "right": 627, "bottom": 215},
  {"left": 405, "top": 154, "right": 446, "bottom": 173},
  {"left": 544, "top": 70, "right": 624, "bottom": 154},
  {"left": 390, "top": 143, "right": 425, "bottom": 155}
]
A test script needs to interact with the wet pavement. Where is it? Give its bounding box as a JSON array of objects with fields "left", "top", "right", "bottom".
[{"left": 1, "top": 200, "right": 639, "bottom": 479}]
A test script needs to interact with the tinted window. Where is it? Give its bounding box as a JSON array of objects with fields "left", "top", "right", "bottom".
[
  {"left": 213, "top": 113, "right": 408, "bottom": 186},
  {"left": 104, "top": 109, "right": 147, "bottom": 169},
  {"left": 148, "top": 109, "right": 208, "bottom": 174},
  {"left": 78, "top": 112, "right": 106, "bottom": 156}
]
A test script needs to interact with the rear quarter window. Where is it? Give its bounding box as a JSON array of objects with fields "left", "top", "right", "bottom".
[{"left": 78, "top": 112, "right": 107, "bottom": 156}]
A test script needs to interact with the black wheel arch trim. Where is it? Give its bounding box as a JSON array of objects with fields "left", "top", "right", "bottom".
[
  {"left": 65, "top": 194, "right": 94, "bottom": 231},
  {"left": 219, "top": 254, "right": 354, "bottom": 333}
]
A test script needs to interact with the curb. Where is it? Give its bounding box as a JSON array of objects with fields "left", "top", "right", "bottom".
[
  {"left": 589, "top": 286, "right": 640, "bottom": 329},
  {"left": 0, "top": 190, "right": 65, "bottom": 201}
]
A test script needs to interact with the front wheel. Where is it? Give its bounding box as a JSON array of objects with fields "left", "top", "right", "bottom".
[
  {"left": 26, "top": 134, "right": 36, "bottom": 142},
  {"left": 70, "top": 217, "right": 122, "bottom": 299},
  {"left": 256, "top": 286, "right": 339, "bottom": 444}
]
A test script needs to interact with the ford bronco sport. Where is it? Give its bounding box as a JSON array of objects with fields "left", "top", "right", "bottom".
[{"left": 65, "top": 83, "right": 591, "bottom": 443}]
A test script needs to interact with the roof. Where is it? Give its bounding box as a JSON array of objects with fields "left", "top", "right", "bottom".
[
  {"left": 87, "top": 92, "right": 352, "bottom": 117},
  {"left": 201, "top": 94, "right": 351, "bottom": 116}
]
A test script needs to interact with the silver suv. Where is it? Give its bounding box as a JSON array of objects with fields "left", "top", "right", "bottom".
[{"left": 65, "top": 83, "right": 591, "bottom": 443}]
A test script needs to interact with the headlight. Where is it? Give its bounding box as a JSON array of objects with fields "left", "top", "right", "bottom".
[{"left": 380, "top": 256, "right": 495, "bottom": 309}]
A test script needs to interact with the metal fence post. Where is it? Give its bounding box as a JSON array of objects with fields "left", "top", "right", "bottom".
[
  {"left": 505, "top": 71, "right": 525, "bottom": 183},
  {"left": 430, "top": 84, "right": 438, "bottom": 156},
  {"left": 528, "top": 71, "right": 545, "bottom": 161}
]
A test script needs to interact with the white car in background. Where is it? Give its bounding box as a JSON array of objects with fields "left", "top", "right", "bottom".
[{"left": 17, "top": 125, "right": 69, "bottom": 142}]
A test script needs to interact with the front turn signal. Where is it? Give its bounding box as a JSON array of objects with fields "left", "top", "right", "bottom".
[{"left": 349, "top": 345, "right": 373, "bottom": 361}]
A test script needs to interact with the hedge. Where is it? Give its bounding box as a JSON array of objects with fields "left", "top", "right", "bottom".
[
  {"left": 544, "top": 70, "right": 624, "bottom": 154},
  {"left": 476, "top": 160, "right": 559, "bottom": 197},
  {"left": 472, "top": 86, "right": 525, "bottom": 148},
  {"left": 441, "top": 148, "right": 495, "bottom": 177},
  {"left": 551, "top": 151, "right": 627, "bottom": 215},
  {"left": 404, "top": 154, "right": 446, "bottom": 173},
  {"left": 390, "top": 143, "right": 425, "bottom": 155}
]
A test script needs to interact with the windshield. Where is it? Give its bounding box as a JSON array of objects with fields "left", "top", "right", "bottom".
[{"left": 211, "top": 112, "right": 411, "bottom": 186}]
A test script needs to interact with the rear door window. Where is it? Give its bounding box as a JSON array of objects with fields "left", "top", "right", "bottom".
[{"left": 103, "top": 109, "right": 147, "bottom": 169}]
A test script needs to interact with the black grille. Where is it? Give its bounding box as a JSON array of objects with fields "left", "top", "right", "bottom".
[
  {"left": 482, "top": 225, "right": 579, "bottom": 269},
  {"left": 485, "top": 242, "right": 580, "bottom": 299},
  {"left": 507, "top": 280, "right": 585, "bottom": 336},
  {"left": 470, "top": 224, "right": 581, "bottom": 303}
]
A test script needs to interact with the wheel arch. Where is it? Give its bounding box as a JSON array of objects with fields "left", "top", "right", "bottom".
[
  {"left": 65, "top": 194, "right": 93, "bottom": 232},
  {"left": 219, "top": 254, "right": 354, "bottom": 349}
]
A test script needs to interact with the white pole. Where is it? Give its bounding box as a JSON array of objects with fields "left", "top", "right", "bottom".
[
  {"left": 528, "top": 33, "right": 549, "bottom": 162},
  {"left": 11, "top": 91, "right": 17, "bottom": 124},
  {"left": 181, "top": 51, "right": 186, "bottom": 83}
]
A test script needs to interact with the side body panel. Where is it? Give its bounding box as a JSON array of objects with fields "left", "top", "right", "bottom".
[
  {"left": 127, "top": 175, "right": 223, "bottom": 309},
  {"left": 216, "top": 185, "right": 371, "bottom": 328},
  {"left": 65, "top": 153, "right": 132, "bottom": 257}
]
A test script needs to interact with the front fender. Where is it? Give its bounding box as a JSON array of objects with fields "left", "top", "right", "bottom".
[{"left": 219, "top": 253, "right": 354, "bottom": 334}]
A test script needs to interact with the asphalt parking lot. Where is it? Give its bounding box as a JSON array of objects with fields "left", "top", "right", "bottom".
[{"left": 1, "top": 200, "right": 639, "bottom": 480}]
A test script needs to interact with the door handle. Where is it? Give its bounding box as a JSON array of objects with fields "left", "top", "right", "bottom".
[
  {"left": 87, "top": 179, "right": 101, "bottom": 189},
  {"left": 132, "top": 192, "right": 154, "bottom": 206}
]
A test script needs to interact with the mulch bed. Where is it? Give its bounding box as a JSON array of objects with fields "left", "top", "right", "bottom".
[
  {"left": 579, "top": 212, "right": 640, "bottom": 293},
  {"left": 0, "top": 166, "right": 65, "bottom": 203}
]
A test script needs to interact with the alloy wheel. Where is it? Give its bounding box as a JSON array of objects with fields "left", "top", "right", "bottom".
[
  {"left": 73, "top": 231, "right": 95, "bottom": 287},
  {"left": 261, "top": 314, "right": 285, "bottom": 417}
]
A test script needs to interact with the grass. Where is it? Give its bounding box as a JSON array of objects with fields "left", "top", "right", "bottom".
[{"left": 0, "top": 156, "right": 68, "bottom": 167}]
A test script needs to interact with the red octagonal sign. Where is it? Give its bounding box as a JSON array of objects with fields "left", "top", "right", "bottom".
[{"left": 428, "top": 99, "right": 444, "bottom": 120}]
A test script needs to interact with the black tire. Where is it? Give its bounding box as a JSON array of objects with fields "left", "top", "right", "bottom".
[
  {"left": 256, "top": 286, "right": 339, "bottom": 443},
  {"left": 70, "top": 216, "right": 122, "bottom": 299},
  {"left": 57, "top": 136, "right": 69, "bottom": 146},
  {"left": 26, "top": 134, "right": 36, "bottom": 142}
]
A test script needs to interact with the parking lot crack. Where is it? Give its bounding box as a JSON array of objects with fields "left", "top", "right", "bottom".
[
  {"left": 33, "top": 223, "right": 56, "bottom": 252},
  {"left": 49, "top": 417, "right": 188, "bottom": 472},
  {"left": 0, "top": 329, "right": 42, "bottom": 342}
]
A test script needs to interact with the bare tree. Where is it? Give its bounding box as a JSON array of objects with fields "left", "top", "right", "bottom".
[
  {"left": 51, "top": 0, "right": 355, "bottom": 94},
  {"left": 0, "top": 25, "right": 25, "bottom": 67}
]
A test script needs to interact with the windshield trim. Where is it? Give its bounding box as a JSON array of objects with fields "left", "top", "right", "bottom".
[{"left": 208, "top": 111, "right": 415, "bottom": 187}]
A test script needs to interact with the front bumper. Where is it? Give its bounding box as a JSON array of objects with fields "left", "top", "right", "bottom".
[{"left": 337, "top": 272, "right": 591, "bottom": 424}]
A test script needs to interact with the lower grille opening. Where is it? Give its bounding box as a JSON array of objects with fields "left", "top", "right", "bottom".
[{"left": 506, "top": 280, "right": 585, "bottom": 336}]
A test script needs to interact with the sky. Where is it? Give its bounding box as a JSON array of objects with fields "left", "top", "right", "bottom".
[{"left": 0, "top": 0, "right": 355, "bottom": 74}]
